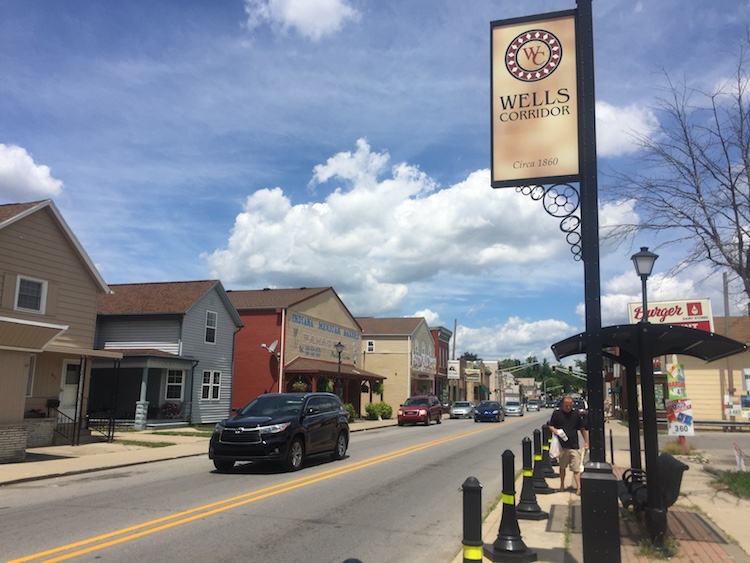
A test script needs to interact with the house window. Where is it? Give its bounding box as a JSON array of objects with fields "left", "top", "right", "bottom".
[
  {"left": 15, "top": 276, "right": 47, "bottom": 314},
  {"left": 367, "top": 340, "right": 375, "bottom": 352},
  {"left": 205, "top": 311, "right": 217, "bottom": 344},
  {"left": 26, "top": 355, "right": 36, "bottom": 397},
  {"left": 202, "top": 370, "right": 221, "bottom": 400},
  {"left": 166, "top": 369, "right": 184, "bottom": 401}
]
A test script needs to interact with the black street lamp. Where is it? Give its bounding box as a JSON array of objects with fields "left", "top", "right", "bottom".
[
  {"left": 334, "top": 341, "right": 344, "bottom": 398},
  {"left": 631, "top": 246, "right": 666, "bottom": 546},
  {"left": 632, "top": 247, "right": 659, "bottom": 323}
]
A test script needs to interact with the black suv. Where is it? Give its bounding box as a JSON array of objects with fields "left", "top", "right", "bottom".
[{"left": 209, "top": 392, "right": 349, "bottom": 472}]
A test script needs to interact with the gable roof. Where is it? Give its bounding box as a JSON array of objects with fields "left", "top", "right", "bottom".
[
  {"left": 227, "top": 287, "right": 332, "bottom": 309},
  {"left": 98, "top": 280, "right": 243, "bottom": 326},
  {"left": 357, "top": 317, "right": 426, "bottom": 336},
  {"left": 0, "top": 199, "right": 110, "bottom": 294}
]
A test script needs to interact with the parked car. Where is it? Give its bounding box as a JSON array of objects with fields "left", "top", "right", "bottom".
[
  {"left": 504, "top": 400, "right": 524, "bottom": 417},
  {"left": 398, "top": 395, "right": 442, "bottom": 426},
  {"left": 449, "top": 401, "right": 476, "bottom": 419},
  {"left": 526, "top": 400, "right": 540, "bottom": 412},
  {"left": 208, "top": 392, "right": 349, "bottom": 472},
  {"left": 474, "top": 400, "right": 504, "bottom": 423}
]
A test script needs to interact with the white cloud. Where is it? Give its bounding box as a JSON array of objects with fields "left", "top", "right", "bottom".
[
  {"left": 456, "top": 317, "right": 576, "bottom": 361},
  {"left": 596, "top": 101, "right": 658, "bottom": 157},
  {"left": 0, "top": 144, "right": 63, "bottom": 201},
  {"left": 413, "top": 308, "right": 441, "bottom": 326},
  {"left": 205, "top": 139, "right": 569, "bottom": 316},
  {"left": 244, "top": 0, "right": 360, "bottom": 41}
]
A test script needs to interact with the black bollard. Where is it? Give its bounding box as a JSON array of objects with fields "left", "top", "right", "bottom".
[
  {"left": 483, "top": 450, "right": 538, "bottom": 562},
  {"left": 532, "top": 429, "right": 555, "bottom": 494},
  {"left": 462, "top": 476, "right": 483, "bottom": 563},
  {"left": 541, "top": 425, "right": 559, "bottom": 477},
  {"left": 517, "top": 437, "right": 549, "bottom": 520}
]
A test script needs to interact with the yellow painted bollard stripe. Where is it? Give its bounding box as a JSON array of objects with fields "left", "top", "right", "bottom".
[
  {"left": 502, "top": 493, "right": 515, "bottom": 504},
  {"left": 463, "top": 544, "right": 483, "bottom": 561},
  {"left": 523, "top": 469, "right": 532, "bottom": 477}
]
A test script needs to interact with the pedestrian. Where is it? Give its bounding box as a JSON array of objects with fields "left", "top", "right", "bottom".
[{"left": 548, "top": 395, "right": 589, "bottom": 495}]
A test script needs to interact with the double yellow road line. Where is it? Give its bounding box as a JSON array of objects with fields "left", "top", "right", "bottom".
[{"left": 10, "top": 424, "right": 499, "bottom": 562}]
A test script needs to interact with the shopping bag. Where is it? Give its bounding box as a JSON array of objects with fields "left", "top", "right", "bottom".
[{"left": 550, "top": 434, "right": 562, "bottom": 459}]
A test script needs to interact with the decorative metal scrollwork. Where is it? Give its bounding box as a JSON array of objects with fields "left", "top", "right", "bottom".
[{"left": 517, "top": 183, "right": 581, "bottom": 260}]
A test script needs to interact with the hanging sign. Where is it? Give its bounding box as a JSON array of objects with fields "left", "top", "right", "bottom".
[
  {"left": 491, "top": 11, "right": 579, "bottom": 188},
  {"left": 665, "top": 398, "right": 695, "bottom": 436}
]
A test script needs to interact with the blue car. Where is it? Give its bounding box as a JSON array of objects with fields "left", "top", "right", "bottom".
[{"left": 474, "top": 400, "right": 505, "bottom": 423}]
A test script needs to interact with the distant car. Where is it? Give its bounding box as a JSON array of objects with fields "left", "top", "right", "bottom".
[
  {"left": 545, "top": 399, "right": 557, "bottom": 409},
  {"left": 526, "top": 400, "right": 540, "bottom": 412},
  {"left": 555, "top": 398, "right": 589, "bottom": 418},
  {"left": 504, "top": 400, "right": 524, "bottom": 417},
  {"left": 474, "top": 400, "right": 504, "bottom": 423},
  {"left": 449, "top": 401, "right": 476, "bottom": 419},
  {"left": 208, "top": 392, "right": 349, "bottom": 472},
  {"left": 398, "top": 395, "right": 442, "bottom": 426}
]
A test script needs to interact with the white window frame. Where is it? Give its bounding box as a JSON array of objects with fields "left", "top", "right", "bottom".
[
  {"left": 26, "top": 355, "right": 36, "bottom": 397},
  {"left": 205, "top": 311, "right": 217, "bottom": 344},
  {"left": 165, "top": 369, "right": 185, "bottom": 401},
  {"left": 367, "top": 340, "right": 375, "bottom": 353},
  {"left": 201, "top": 370, "right": 221, "bottom": 400},
  {"left": 15, "top": 275, "right": 48, "bottom": 314}
]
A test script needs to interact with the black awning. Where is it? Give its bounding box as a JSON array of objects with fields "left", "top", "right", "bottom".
[{"left": 551, "top": 323, "right": 747, "bottom": 364}]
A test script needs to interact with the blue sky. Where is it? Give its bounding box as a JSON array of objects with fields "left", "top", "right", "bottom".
[{"left": 2, "top": 0, "right": 749, "bottom": 361}]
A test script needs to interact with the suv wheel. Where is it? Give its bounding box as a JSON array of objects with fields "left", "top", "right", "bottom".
[
  {"left": 424, "top": 413, "right": 431, "bottom": 426},
  {"left": 331, "top": 431, "right": 348, "bottom": 460},
  {"left": 284, "top": 438, "right": 304, "bottom": 471},
  {"left": 213, "top": 459, "right": 235, "bottom": 472}
]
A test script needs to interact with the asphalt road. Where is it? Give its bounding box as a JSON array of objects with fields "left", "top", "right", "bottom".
[{"left": 1, "top": 411, "right": 549, "bottom": 563}]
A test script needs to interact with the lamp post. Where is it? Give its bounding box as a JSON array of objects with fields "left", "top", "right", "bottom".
[
  {"left": 632, "top": 247, "right": 659, "bottom": 323},
  {"left": 631, "top": 246, "right": 666, "bottom": 547},
  {"left": 334, "top": 341, "right": 344, "bottom": 399}
]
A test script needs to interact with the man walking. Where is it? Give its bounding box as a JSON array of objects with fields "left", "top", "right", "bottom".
[{"left": 548, "top": 395, "right": 589, "bottom": 495}]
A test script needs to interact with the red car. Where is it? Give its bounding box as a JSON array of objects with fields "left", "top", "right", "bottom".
[{"left": 397, "top": 395, "right": 442, "bottom": 426}]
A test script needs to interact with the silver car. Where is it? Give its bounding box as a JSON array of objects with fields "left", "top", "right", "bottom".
[
  {"left": 449, "top": 401, "right": 475, "bottom": 419},
  {"left": 504, "top": 400, "right": 524, "bottom": 416}
]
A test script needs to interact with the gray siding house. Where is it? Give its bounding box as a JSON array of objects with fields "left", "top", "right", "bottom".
[{"left": 90, "top": 280, "right": 243, "bottom": 425}]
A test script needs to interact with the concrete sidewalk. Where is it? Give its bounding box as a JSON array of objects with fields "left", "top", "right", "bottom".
[
  {"left": 452, "top": 420, "right": 750, "bottom": 563},
  {"left": 0, "top": 418, "right": 397, "bottom": 486},
  {"left": 3, "top": 418, "right": 749, "bottom": 562}
]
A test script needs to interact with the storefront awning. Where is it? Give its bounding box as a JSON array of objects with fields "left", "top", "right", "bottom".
[{"left": 284, "top": 357, "right": 386, "bottom": 381}]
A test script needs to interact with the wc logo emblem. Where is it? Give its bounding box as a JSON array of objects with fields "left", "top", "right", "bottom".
[{"left": 505, "top": 29, "right": 562, "bottom": 82}]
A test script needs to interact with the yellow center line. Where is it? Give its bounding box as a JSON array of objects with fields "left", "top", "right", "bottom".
[{"left": 10, "top": 424, "right": 502, "bottom": 563}]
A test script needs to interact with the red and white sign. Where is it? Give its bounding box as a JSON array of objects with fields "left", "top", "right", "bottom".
[{"left": 628, "top": 298, "right": 714, "bottom": 332}]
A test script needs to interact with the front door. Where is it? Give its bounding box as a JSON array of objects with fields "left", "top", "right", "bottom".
[{"left": 59, "top": 360, "right": 81, "bottom": 419}]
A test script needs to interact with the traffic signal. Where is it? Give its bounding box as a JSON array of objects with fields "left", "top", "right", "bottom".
[{"left": 568, "top": 366, "right": 573, "bottom": 376}]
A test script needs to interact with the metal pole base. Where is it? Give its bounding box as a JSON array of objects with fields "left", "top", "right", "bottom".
[
  {"left": 645, "top": 506, "right": 668, "bottom": 547},
  {"left": 483, "top": 544, "right": 538, "bottom": 563},
  {"left": 580, "top": 461, "right": 621, "bottom": 562}
]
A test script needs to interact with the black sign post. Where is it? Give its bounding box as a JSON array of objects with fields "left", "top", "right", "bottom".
[{"left": 575, "top": 0, "right": 621, "bottom": 560}]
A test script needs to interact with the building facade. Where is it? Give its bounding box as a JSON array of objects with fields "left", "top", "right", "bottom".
[
  {"left": 357, "top": 317, "right": 436, "bottom": 404},
  {"left": 228, "top": 287, "right": 384, "bottom": 416},
  {"left": 0, "top": 200, "right": 120, "bottom": 461}
]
